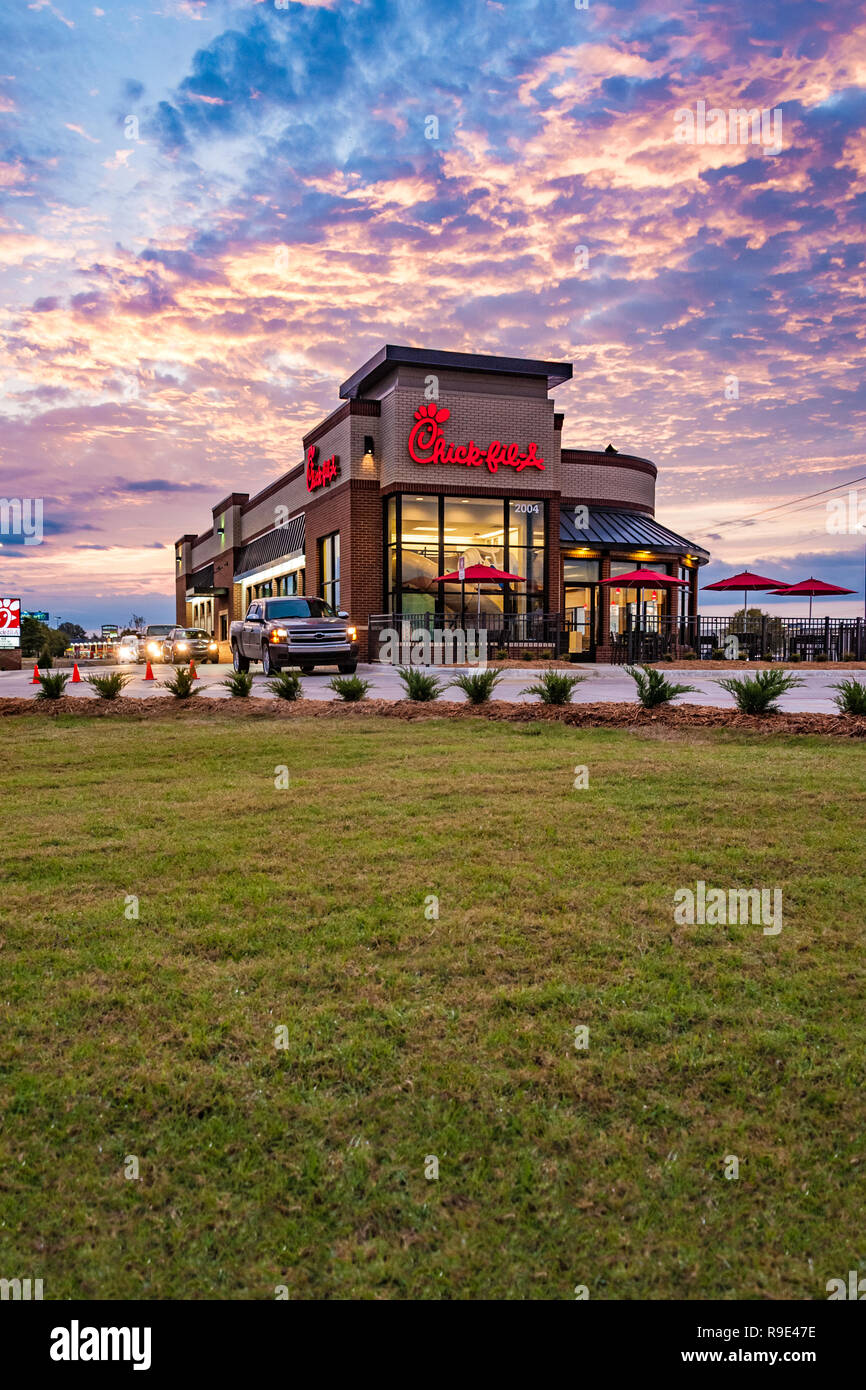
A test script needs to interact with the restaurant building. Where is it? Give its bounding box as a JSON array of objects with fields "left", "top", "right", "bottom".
[{"left": 175, "top": 345, "right": 709, "bottom": 661}]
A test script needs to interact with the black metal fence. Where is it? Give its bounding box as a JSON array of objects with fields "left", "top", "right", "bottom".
[
  {"left": 609, "top": 615, "right": 866, "bottom": 665},
  {"left": 368, "top": 611, "right": 563, "bottom": 662},
  {"left": 369, "top": 610, "right": 866, "bottom": 664}
]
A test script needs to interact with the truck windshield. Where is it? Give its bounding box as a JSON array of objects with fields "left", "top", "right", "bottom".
[
  {"left": 146, "top": 625, "right": 173, "bottom": 637},
  {"left": 263, "top": 599, "right": 338, "bottom": 619}
]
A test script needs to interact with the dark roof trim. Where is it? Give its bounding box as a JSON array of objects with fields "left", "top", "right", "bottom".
[
  {"left": 340, "top": 344, "right": 573, "bottom": 398},
  {"left": 211, "top": 492, "right": 250, "bottom": 516},
  {"left": 240, "top": 461, "right": 304, "bottom": 514},
  {"left": 302, "top": 397, "right": 380, "bottom": 450}
]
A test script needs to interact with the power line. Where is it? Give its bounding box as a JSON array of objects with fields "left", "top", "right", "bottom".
[{"left": 707, "top": 473, "right": 866, "bottom": 531}]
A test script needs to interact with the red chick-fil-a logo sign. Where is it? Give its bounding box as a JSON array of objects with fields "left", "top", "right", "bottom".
[
  {"left": 0, "top": 597, "right": 21, "bottom": 647},
  {"left": 407, "top": 402, "right": 545, "bottom": 474},
  {"left": 306, "top": 446, "right": 340, "bottom": 492}
]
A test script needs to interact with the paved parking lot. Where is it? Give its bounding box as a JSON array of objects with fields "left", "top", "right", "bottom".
[{"left": 0, "top": 662, "right": 855, "bottom": 712}]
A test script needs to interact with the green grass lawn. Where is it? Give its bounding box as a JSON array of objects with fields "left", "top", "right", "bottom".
[{"left": 2, "top": 714, "right": 865, "bottom": 1300}]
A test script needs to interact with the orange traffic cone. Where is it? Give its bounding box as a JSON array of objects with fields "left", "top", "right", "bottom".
[
  {"left": 71, "top": 663, "right": 81, "bottom": 683},
  {"left": 144, "top": 661, "right": 155, "bottom": 681},
  {"left": 189, "top": 659, "right": 199, "bottom": 679},
  {"left": 31, "top": 663, "right": 40, "bottom": 684}
]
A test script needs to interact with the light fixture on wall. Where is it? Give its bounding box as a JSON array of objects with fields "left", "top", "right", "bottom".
[{"left": 362, "top": 435, "right": 375, "bottom": 468}]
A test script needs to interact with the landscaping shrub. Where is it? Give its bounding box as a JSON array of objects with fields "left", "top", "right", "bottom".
[
  {"left": 521, "top": 670, "right": 585, "bottom": 705},
  {"left": 221, "top": 671, "right": 254, "bottom": 698},
  {"left": 37, "top": 649, "right": 53, "bottom": 670},
  {"left": 842, "top": 650, "right": 857, "bottom": 662},
  {"left": 711, "top": 647, "right": 726, "bottom": 660},
  {"left": 625, "top": 665, "right": 697, "bottom": 709},
  {"left": 814, "top": 651, "right": 828, "bottom": 662},
  {"left": 831, "top": 677, "right": 866, "bottom": 716},
  {"left": 86, "top": 672, "right": 133, "bottom": 700},
  {"left": 717, "top": 669, "right": 804, "bottom": 715},
  {"left": 35, "top": 671, "right": 68, "bottom": 700},
  {"left": 520, "top": 650, "right": 534, "bottom": 661},
  {"left": 162, "top": 667, "right": 200, "bottom": 699},
  {"left": 680, "top": 649, "right": 697, "bottom": 660},
  {"left": 396, "top": 666, "right": 447, "bottom": 702},
  {"left": 788, "top": 652, "right": 801, "bottom": 662},
  {"left": 328, "top": 675, "right": 371, "bottom": 702},
  {"left": 266, "top": 671, "right": 303, "bottom": 701},
  {"left": 450, "top": 669, "right": 504, "bottom": 704}
]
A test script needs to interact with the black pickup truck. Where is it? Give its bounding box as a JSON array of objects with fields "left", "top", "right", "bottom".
[{"left": 230, "top": 597, "right": 359, "bottom": 676}]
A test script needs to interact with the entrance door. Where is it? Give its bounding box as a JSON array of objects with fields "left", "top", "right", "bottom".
[{"left": 565, "top": 586, "right": 596, "bottom": 660}]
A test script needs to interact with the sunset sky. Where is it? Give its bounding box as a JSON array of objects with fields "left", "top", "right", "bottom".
[{"left": 1, "top": 0, "right": 865, "bottom": 628}]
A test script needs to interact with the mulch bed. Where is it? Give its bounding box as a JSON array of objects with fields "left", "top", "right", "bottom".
[{"left": 3, "top": 696, "right": 865, "bottom": 737}]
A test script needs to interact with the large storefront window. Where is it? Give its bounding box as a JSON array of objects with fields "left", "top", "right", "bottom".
[
  {"left": 679, "top": 565, "right": 692, "bottom": 620},
  {"left": 506, "top": 500, "right": 544, "bottom": 613},
  {"left": 319, "top": 533, "right": 340, "bottom": 610},
  {"left": 398, "top": 495, "right": 439, "bottom": 614},
  {"left": 607, "top": 559, "right": 670, "bottom": 636},
  {"left": 385, "top": 494, "right": 546, "bottom": 616},
  {"left": 443, "top": 497, "right": 506, "bottom": 618},
  {"left": 564, "top": 558, "right": 600, "bottom": 655}
]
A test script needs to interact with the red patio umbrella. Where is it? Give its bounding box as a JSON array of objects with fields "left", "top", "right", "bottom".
[
  {"left": 600, "top": 568, "right": 688, "bottom": 588},
  {"left": 433, "top": 564, "right": 525, "bottom": 583},
  {"left": 433, "top": 562, "right": 526, "bottom": 626},
  {"left": 768, "top": 576, "right": 856, "bottom": 621},
  {"left": 701, "top": 569, "right": 786, "bottom": 619}
]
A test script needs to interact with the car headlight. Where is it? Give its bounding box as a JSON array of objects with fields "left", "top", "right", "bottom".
[
  {"left": 208, "top": 642, "right": 217, "bottom": 650},
  {"left": 270, "top": 628, "right": 288, "bottom": 641},
  {"left": 345, "top": 626, "right": 357, "bottom": 640},
  {"left": 177, "top": 642, "right": 188, "bottom": 651},
  {"left": 147, "top": 642, "right": 159, "bottom": 654}
]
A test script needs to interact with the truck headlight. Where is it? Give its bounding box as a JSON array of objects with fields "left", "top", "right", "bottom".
[
  {"left": 147, "top": 642, "right": 160, "bottom": 655},
  {"left": 271, "top": 628, "right": 288, "bottom": 641},
  {"left": 345, "top": 626, "right": 357, "bottom": 640},
  {"left": 208, "top": 642, "right": 217, "bottom": 650},
  {"left": 177, "top": 641, "right": 188, "bottom": 651}
]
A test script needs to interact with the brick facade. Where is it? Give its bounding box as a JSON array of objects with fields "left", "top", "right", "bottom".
[{"left": 304, "top": 478, "right": 382, "bottom": 660}]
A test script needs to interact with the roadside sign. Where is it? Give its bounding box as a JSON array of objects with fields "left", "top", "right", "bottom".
[
  {"left": 101, "top": 624, "right": 119, "bottom": 638},
  {"left": 0, "top": 597, "right": 21, "bottom": 648},
  {"left": 23, "top": 609, "right": 49, "bottom": 622}
]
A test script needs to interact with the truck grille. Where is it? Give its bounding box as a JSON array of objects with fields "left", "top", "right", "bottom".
[{"left": 291, "top": 628, "right": 345, "bottom": 643}]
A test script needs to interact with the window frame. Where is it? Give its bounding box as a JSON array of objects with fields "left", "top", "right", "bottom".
[
  {"left": 318, "top": 531, "right": 340, "bottom": 611},
  {"left": 383, "top": 493, "right": 547, "bottom": 616}
]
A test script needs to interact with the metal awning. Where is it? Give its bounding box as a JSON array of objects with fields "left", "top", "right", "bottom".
[
  {"left": 234, "top": 513, "right": 305, "bottom": 578},
  {"left": 560, "top": 507, "right": 709, "bottom": 562},
  {"left": 186, "top": 563, "right": 228, "bottom": 598}
]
